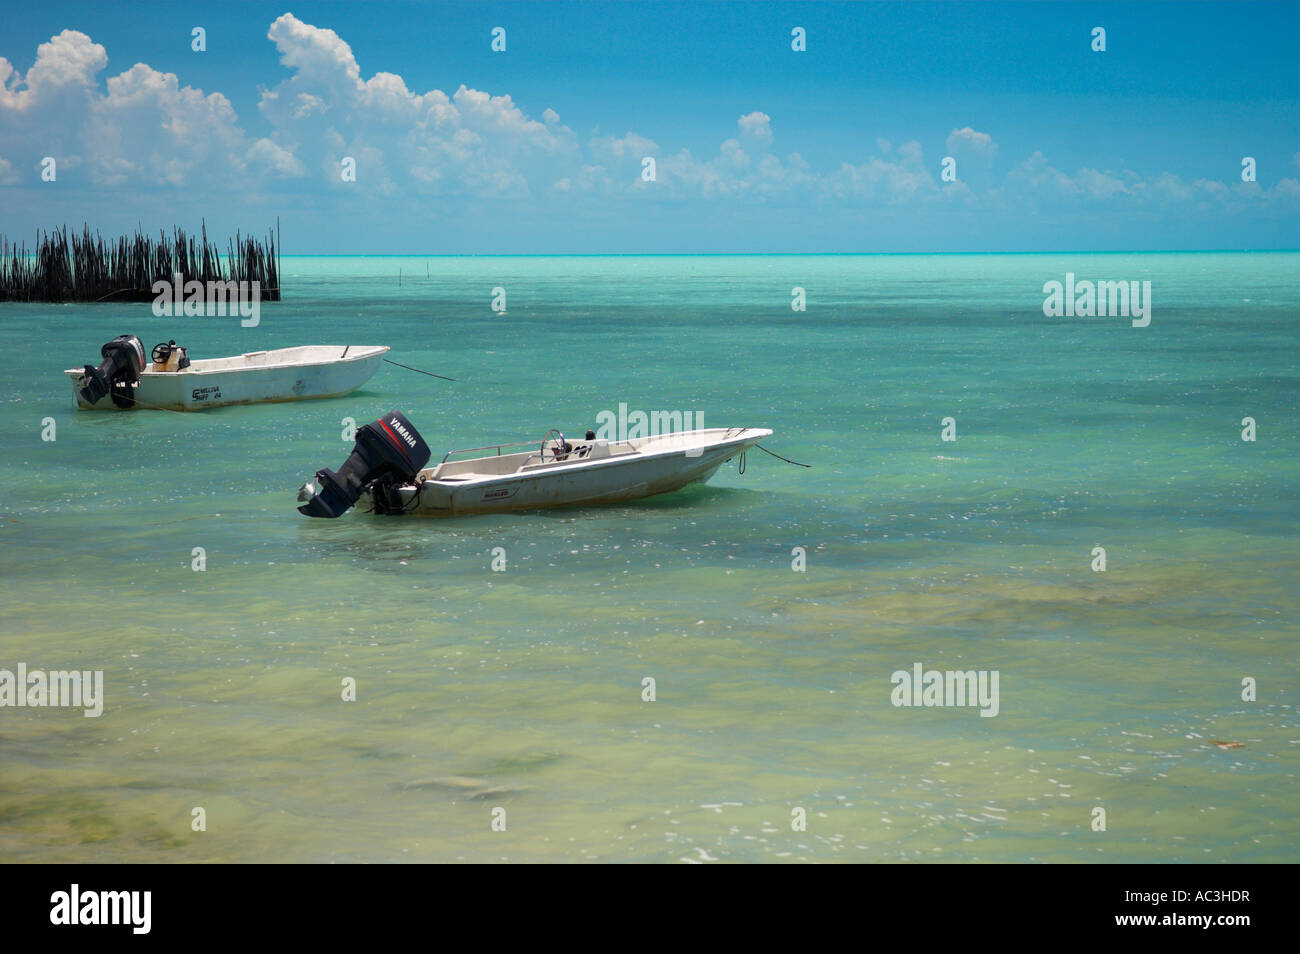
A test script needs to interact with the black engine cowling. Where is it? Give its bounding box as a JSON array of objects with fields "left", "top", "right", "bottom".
[
  {"left": 79, "top": 334, "right": 146, "bottom": 407},
  {"left": 297, "top": 410, "right": 432, "bottom": 518}
]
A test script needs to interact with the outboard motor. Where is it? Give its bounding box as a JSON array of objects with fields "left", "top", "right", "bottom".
[
  {"left": 297, "top": 410, "right": 432, "bottom": 518},
  {"left": 79, "top": 335, "right": 145, "bottom": 407}
]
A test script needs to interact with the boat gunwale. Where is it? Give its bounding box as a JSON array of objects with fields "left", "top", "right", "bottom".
[
  {"left": 63, "top": 344, "right": 389, "bottom": 379},
  {"left": 421, "top": 428, "right": 771, "bottom": 489}
]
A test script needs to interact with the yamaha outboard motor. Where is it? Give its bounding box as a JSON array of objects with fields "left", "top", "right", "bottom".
[
  {"left": 297, "top": 410, "right": 432, "bottom": 518},
  {"left": 79, "top": 335, "right": 145, "bottom": 407}
]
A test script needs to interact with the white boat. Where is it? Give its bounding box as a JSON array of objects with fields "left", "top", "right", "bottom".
[
  {"left": 391, "top": 427, "right": 774, "bottom": 515},
  {"left": 67, "top": 335, "right": 389, "bottom": 410},
  {"left": 297, "top": 411, "right": 773, "bottom": 517}
]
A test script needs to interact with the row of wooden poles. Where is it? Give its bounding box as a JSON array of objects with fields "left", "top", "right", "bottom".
[{"left": 0, "top": 221, "right": 280, "bottom": 302}]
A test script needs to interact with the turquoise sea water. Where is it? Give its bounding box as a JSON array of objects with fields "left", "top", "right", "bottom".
[{"left": 1, "top": 253, "right": 1296, "bottom": 863}]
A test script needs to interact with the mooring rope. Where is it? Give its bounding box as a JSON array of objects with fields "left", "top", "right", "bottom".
[
  {"left": 754, "top": 443, "right": 810, "bottom": 467},
  {"left": 383, "top": 358, "right": 457, "bottom": 382},
  {"left": 737, "top": 435, "right": 811, "bottom": 474}
]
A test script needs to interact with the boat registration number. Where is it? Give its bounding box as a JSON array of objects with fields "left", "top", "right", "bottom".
[{"left": 191, "top": 386, "right": 222, "bottom": 402}]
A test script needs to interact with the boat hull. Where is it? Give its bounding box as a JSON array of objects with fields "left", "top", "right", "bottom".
[
  {"left": 66, "top": 345, "right": 387, "bottom": 411},
  {"left": 362, "top": 428, "right": 771, "bottom": 516}
]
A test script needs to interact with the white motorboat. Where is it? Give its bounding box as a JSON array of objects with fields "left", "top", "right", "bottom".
[
  {"left": 67, "top": 334, "right": 388, "bottom": 411},
  {"left": 297, "top": 410, "right": 772, "bottom": 517}
]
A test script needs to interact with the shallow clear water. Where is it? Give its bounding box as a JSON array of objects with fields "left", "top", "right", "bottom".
[{"left": 1, "top": 253, "right": 1296, "bottom": 862}]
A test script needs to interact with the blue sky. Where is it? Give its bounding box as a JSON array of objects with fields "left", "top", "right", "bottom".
[{"left": 1, "top": 1, "right": 1297, "bottom": 252}]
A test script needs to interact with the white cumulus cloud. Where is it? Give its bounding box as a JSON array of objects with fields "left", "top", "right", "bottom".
[{"left": 738, "top": 111, "right": 772, "bottom": 142}]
